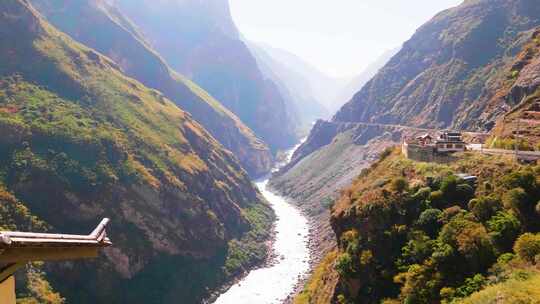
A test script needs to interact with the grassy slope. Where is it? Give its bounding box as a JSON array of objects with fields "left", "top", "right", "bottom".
[
  {"left": 29, "top": 0, "right": 271, "bottom": 177},
  {"left": 114, "top": 0, "right": 298, "bottom": 150},
  {"left": 460, "top": 269, "right": 540, "bottom": 304},
  {"left": 294, "top": 251, "right": 339, "bottom": 304},
  {"left": 0, "top": 1, "right": 273, "bottom": 302}
]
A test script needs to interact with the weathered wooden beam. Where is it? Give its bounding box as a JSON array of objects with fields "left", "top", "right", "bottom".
[
  {"left": 0, "top": 247, "right": 99, "bottom": 263},
  {"left": 0, "top": 218, "right": 111, "bottom": 243}
]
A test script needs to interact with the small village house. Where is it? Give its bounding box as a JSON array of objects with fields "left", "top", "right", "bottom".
[
  {"left": 435, "top": 132, "right": 466, "bottom": 153},
  {"left": 402, "top": 131, "right": 467, "bottom": 162}
]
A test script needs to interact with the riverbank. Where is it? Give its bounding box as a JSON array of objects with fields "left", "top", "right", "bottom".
[
  {"left": 204, "top": 218, "right": 280, "bottom": 304},
  {"left": 274, "top": 194, "right": 334, "bottom": 304},
  {"left": 212, "top": 179, "right": 311, "bottom": 304}
]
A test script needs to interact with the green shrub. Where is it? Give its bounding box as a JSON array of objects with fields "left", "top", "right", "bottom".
[
  {"left": 502, "top": 170, "right": 536, "bottom": 192},
  {"left": 511, "top": 70, "right": 519, "bottom": 78},
  {"left": 440, "top": 175, "right": 458, "bottom": 196},
  {"left": 413, "top": 187, "right": 432, "bottom": 202},
  {"left": 440, "top": 215, "right": 495, "bottom": 271},
  {"left": 513, "top": 233, "right": 540, "bottom": 263},
  {"left": 503, "top": 187, "right": 528, "bottom": 211},
  {"left": 430, "top": 190, "right": 444, "bottom": 206},
  {"left": 391, "top": 177, "right": 409, "bottom": 193},
  {"left": 455, "top": 274, "right": 486, "bottom": 298},
  {"left": 337, "top": 294, "right": 348, "bottom": 304},
  {"left": 468, "top": 196, "right": 502, "bottom": 222},
  {"left": 497, "top": 252, "right": 515, "bottom": 265},
  {"left": 417, "top": 209, "right": 443, "bottom": 237},
  {"left": 336, "top": 253, "right": 354, "bottom": 277},
  {"left": 487, "top": 212, "right": 521, "bottom": 251},
  {"left": 360, "top": 250, "right": 374, "bottom": 266},
  {"left": 440, "top": 287, "right": 456, "bottom": 303},
  {"left": 456, "top": 183, "right": 475, "bottom": 201}
]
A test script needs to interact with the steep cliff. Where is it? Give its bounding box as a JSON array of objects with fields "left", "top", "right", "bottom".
[
  {"left": 0, "top": 1, "right": 273, "bottom": 302},
  {"left": 112, "top": 0, "right": 298, "bottom": 150},
  {"left": 29, "top": 0, "right": 273, "bottom": 177},
  {"left": 334, "top": 0, "right": 540, "bottom": 131},
  {"left": 488, "top": 28, "right": 540, "bottom": 149},
  {"left": 334, "top": 47, "right": 400, "bottom": 110}
]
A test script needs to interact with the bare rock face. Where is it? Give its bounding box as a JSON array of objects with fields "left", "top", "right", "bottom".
[
  {"left": 488, "top": 28, "right": 540, "bottom": 146},
  {"left": 333, "top": 0, "right": 540, "bottom": 131},
  {"left": 30, "top": 0, "right": 273, "bottom": 178},
  {"left": 113, "top": 0, "right": 298, "bottom": 151}
]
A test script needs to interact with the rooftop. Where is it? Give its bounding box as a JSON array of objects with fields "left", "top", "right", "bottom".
[{"left": 0, "top": 218, "right": 112, "bottom": 264}]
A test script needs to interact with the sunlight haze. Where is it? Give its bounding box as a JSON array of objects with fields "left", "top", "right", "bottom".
[{"left": 230, "top": 0, "right": 464, "bottom": 78}]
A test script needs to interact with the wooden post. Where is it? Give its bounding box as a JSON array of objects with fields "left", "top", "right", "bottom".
[{"left": 0, "top": 275, "right": 16, "bottom": 304}]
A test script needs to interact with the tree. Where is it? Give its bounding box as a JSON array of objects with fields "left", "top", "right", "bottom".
[
  {"left": 440, "top": 215, "right": 495, "bottom": 271},
  {"left": 502, "top": 188, "right": 528, "bottom": 211},
  {"left": 502, "top": 170, "right": 536, "bottom": 193},
  {"left": 440, "top": 175, "right": 458, "bottom": 197},
  {"left": 513, "top": 233, "right": 540, "bottom": 263},
  {"left": 487, "top": 212, "right": 521, "bottom": 251},
  {"left": 417, "top": 209, "right": 443, "bottom": 237},
  {"left": 391, "top": 177, "right": 409, "bottom": 193},
  {"left": 468, "top": 196, "right": 502, "bottom": 222}
]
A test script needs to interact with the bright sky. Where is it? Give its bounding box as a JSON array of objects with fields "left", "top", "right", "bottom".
[{"left": 229, "top": 0, "right": 463, "bottom": 78}]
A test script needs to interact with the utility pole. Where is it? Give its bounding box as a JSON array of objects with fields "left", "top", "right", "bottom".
[
  {"left": 515, "top": 117, "right": 520, "bottom": 160},
  {"left": 514, "top": 95, "right": 528, "bottom": 162}
]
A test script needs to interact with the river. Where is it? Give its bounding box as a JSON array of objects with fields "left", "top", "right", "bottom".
[{"left": 213, "top": 144, "right": 310, "bottom": 304}]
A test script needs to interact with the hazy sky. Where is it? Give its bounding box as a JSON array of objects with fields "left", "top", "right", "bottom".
[{"left": 229, "top": 0, "right": 463, "bottom": 78}]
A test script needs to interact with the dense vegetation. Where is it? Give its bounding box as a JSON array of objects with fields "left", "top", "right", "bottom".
[
  {"left": 297, "top": 148, "right": 540, "bottom": 303},
  {"left": 0, "top": 1, "right": 274, "bottom": 302}
]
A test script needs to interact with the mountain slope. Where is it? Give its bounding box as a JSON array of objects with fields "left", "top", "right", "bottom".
[
  {"left": 335, "top": 47, "right": 400, "bottom": 109},
  {"left": 29, "top": 0, "right": 272, "bottom": 177},
  {"left": 113, "top": 0, "right": 298, "bottom": 150},
  {"left": 255, "top": 45, "right": 350, "bottom": 114},
  {"left": 273, "top": 0, "right": 540, "bottom": 217},
  {"left": 487, "top": 28, "right": 540, "bottom": 149},
  {"left": 248, "top": 42, "right": 330, "bottom": 131},
  {"left": 0, "top": 0, "right": 273, "bottom": 302},
  {"left": 334, "top": 0, "right": 540, "bottom": 130}
]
